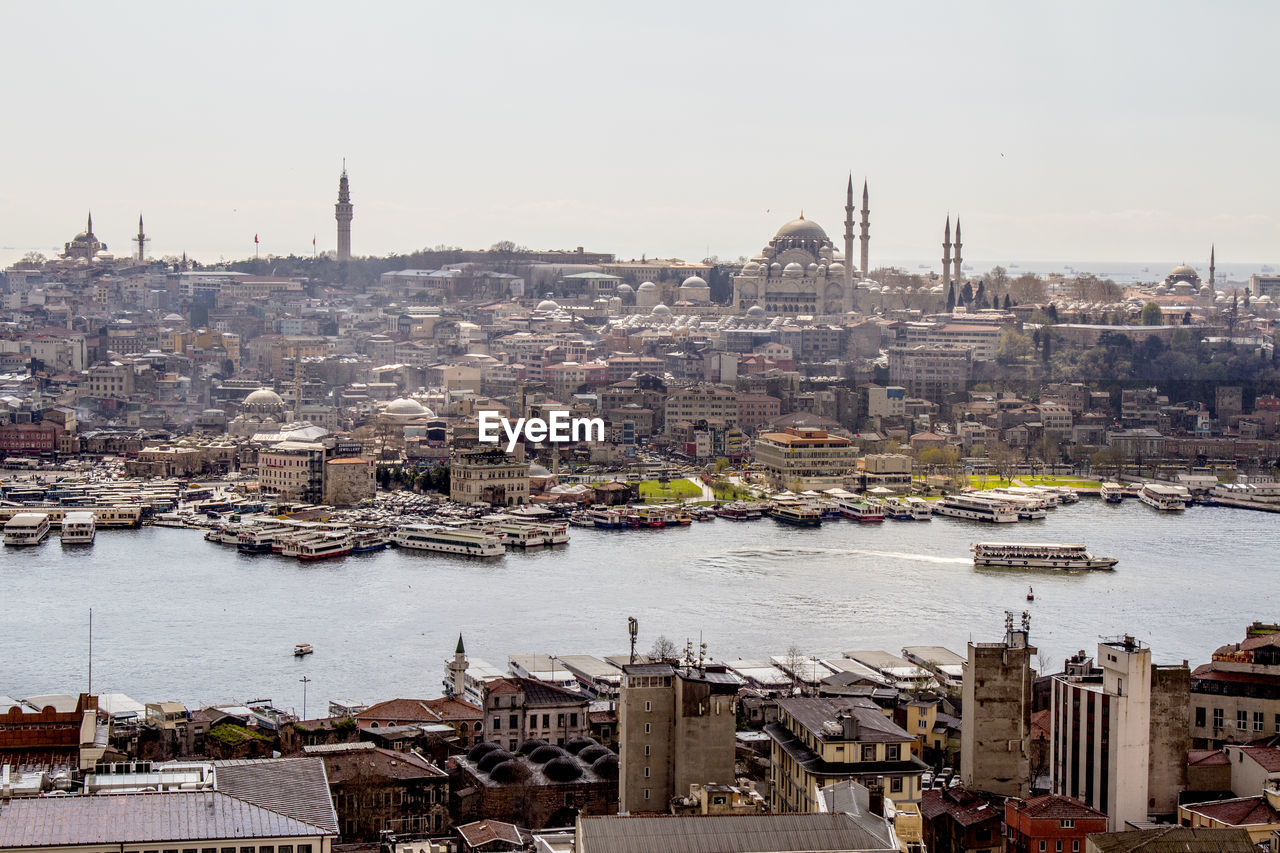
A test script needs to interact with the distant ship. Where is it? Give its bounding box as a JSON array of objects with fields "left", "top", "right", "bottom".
[{"left": 1262, "top": 265, "right": 1275, "bottom": 273}]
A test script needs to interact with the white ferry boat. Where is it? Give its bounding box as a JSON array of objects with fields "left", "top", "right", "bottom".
[
  {"left": 972, "top": 542, "right": 1118, "bottom": 571},
  {"left": 837, "top": 498, "right": 885, "bottom": 522},
  {"left": 767, "top": 501, "right": 822, "bottom": 527},
  {"left": 295, "top": 532, "right": 353, "bottom": 561},
  {"left": 903, "top": 496, "right": 934, "bottom": 520},
  {"left": 933, "top": 494, "right": 1018, "bottom": 523},
  {"left": 4, "top": 513, "right": 51, "bottom": 546},
  {"left": 393, "top": 523, "right": 506, "bottom": 557},
  {"left": 880, "top": 498, "right": 915, "bottom": 520},
  {"left": 60, "top": 511, "right": 96, "bottom": 545},
  {"left": 1100, "top": 482, "right": 1125, "bottom": 503},
  {"left": 1138, "top": 483, "right": 1188, "bottom": 511}
]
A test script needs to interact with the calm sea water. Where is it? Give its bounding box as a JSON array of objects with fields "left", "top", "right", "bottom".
[{"left": 0, "top": 500, "right": 1274, "bottom": 712}]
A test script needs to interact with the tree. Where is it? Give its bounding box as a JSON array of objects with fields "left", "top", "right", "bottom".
[
  {"left": 1041, "top": 330, "right": 1053, "bottom": 362},
  {"left": 784, "top": 644, "right": 807, "bottom": 693},
  {"left": 997, "top": 329, "right": 1033, "bottom": 364},
  {"left": 650, "top": 635, "right": 678, "bottom": 662},
  {"left": 946, "top": 283, "right": 955, "bottom": 311},
  {"left": 1003, "top": 293, "right": 1012, "bottom": 310},
  {"left": 1140, "top": 301, "right": 1162, "bottom": 326},
  {"left": 960, "top": 282, "right": 974, "bottom": 305},
  {"left": 1010, "top": 273, "right": 1047, "bottom": 304},
  {"left": 18, "top": 251, "right": 46, "bottom": 268},
  {"left": 986, "top": 266, "right": 1010, "bottom": 296}
]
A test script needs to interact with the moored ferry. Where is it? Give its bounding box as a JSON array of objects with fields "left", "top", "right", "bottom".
[
  {"left": 972, "top": 542, "right": 1118, "bottom": 571},
  {"left": 933, "top": 494, "right": 1018, "bottom": 523},
  {"left": 716, "top": 501, "right": 765, "bottom": 520},
  {"left": 1138, "top": 483, "right": 1188, "bottom": 511},
  {"left": 881, "top": 497, "right": 915, "bottom": 520},
  {"left": 768, "top": 501, "right": 822, "bottom": 527},
  {"left": 1100, "top": 482, "right": 1125, "bottom": 503},
  {"left": 627, "top": 506, "right": 667, "bottom": 528},
  {"left": 587, "top": 507, "right": 627, "bottom": 529},
  {"left": 903, "top": 496, "right": 934, "bottom": 520},
  {"left": 837, "top": 498, "right": 885, "bottom": 522},
  {"left": 60, "top": 511, "right": 96, "bottom": 545},
  {"left": 351, "top": 529, "right": 390, "bottom": 553},
  {"left": 392, "top": 523, "right": 505, "bottom": 557},
  {"left": 4, "top": 512, "right": 51, "bottom": 546},
  {"left": 295, "top": 532, "right": 354, "bottom": 561}
]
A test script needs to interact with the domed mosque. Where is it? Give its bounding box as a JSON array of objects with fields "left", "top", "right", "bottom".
[
  {"left": 62, "top": 211, "right": 108, "bottom": 261},
  {"left": 228, "top": 387, "right": 288, "bottom": 437},
  {"left": 732, "top": 177, "right": 871, "bottom": 316}
]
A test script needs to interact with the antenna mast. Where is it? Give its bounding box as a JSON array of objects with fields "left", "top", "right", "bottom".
[{"left": 628, "top": 617, "right": 638, "bottom": 665}]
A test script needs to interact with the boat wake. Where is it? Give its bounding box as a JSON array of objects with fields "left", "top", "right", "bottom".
[{"left": 709, "top": 546, "right": 968, "bottom": 565}]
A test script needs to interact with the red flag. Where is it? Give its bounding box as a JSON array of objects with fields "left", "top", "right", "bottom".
[
  {"left": 312, "top": 235, "right": 316, "bottom": 247},
  {"left": 254, "top": 234, "right": 259, "bottom": 244}
]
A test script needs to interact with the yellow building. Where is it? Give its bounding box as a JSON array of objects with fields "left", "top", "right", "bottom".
[
  {"left": 1178, "top": 794, "right": 1280, "bottom": 844},
  {"left": 171, "top": 328, "right": 242, "bottom": 371},
  {"left": 765, "top": 697, "right": 928, "bottom": 813}
]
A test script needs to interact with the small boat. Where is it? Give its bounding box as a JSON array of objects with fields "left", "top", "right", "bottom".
[
  {"left": 1100, "top": 482, "right": 1124, "bottom": 504},
  {"left": 60, "top": 511, "right": 96, "bottom": 545},
  {"left": 1027, "top": 587, "right": 1035, "bottom": 601},
  {"left": 294, "top": 643, "right": 314, "bottom": 657},
  {"left": 768, "top": 501, "right": 822, "bottom": 527},
  {"left": 1137, "top": 483, "right": 1188, "bottom": 511},
  {"left": 351, "top": 529, "right": 389, "bottom": 553},
  {"left": 837, "top": 498, "right": 885, "bottom": 523}
]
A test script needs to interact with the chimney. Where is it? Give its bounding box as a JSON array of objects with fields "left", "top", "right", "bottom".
[
  {"left": 866, "top": 781, "right": 885, "bottom": 817},
  {"left": 841, "top": 712, "right": 860, "bottom": 740}
]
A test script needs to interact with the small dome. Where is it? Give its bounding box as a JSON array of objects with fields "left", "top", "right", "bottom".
[
  {"left": 467, "top": 741, "right": 502, "bottom": 763},
  {"left": 806, "top": 262, "right": 818, "bottom": 273},
  {"left": 651, "top": 303, "right": 671, "bottom": 316},
  {"left": 564, "top": 736, "right": 597, "bottom": 754},
  {"left": 681, "top": 275, "right": 707, "bottom": 289},
  {"left": 590, "top": 754, "right": 619, "bottom": 779},
  {"left": 770, "top": 262, "right": 782, "bottom": 274},
  {"left": 528, "top": 463, "right": 552, "bottom": 478},
  {"left": 637, "top": 281, "right": 657, "bottom": 292},
  {"left": 578, "top": 744, "right": 611, "bottom": 763},
  {"left": 775, "top": 215, "right": 829, "bottom": 241},
  {"left": 244, "top": 388, "right": 284, "bottom": 408},
  {"left": 385, "top": 397, "right": 430, "bottom": 417},
  {"left": 517, "top": 738, "right": 549, "bottom": 755},
  {"left": 477, "top": 748, "right": 516, "bottom": 773},
  {"left": 741, "top": 262, "right": 761, "bottom": 274},
  {"left": 829, "top": 261, "right": 845, "bottom": 274},
  {"left": 615, "top": 283, "right": 634, "bottom": 294},
  {"left": 1170, "top": 264, "right": 1198, "bottom": 277},
  {"left": 746, "top": 305, "right": 766, "bottom": 318},
  {"left": 528, "top": 744, "right": 568, "bottom": 764},
  {"left": 489, "top": 760, "right": 531, "bottom": 783},
  {"left": 536, "top": 299, "right": 560, "bottom": 312},
  {"left": 163, "top": 313, "right": 184, "bottom": 323},
  {"left": 783, "top": 262, "right": 804, "bottom": 277},
  {"left": 543, "top": 756, "right": 584, "bottom": 782}
]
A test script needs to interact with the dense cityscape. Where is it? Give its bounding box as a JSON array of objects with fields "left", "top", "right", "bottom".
[{"left": 3, "top": 4, "right": 1280, "bottom": 853}]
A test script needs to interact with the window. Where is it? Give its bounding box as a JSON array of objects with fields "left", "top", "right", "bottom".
[
  {"left": 1275, "top": 714, "right": 1280, "bottom": 733},
  {"left": 887, "top": 744, "right": 901, "bottom": 761},
  {"left": 861, "top": 744, "right": 875, "bottom": 761},
  {"left": 1195, "top": 706, "right": 1205, "bottom": 728},
  {"left": 645, "top": 700, "right": 652, "bottom": 712},
  {"left": 1040, "top": 843, "right": 1047, "bottom": 852},
  {"left": 509, "top": 713, "right": 518, "bottom": 730},
  {"left": 1238, "top": 710, "right": 1249, "bottom": 730},
  {"left": 1255, "top": 712, "right": 1264, "bottom": 732},
  {"left": 890, "top": 776, "right": 903, "bottom": 793},
  {"left": 570, "top": 712, "right": 578, "bottom": 727},
  {"left": 644, "top": 766, "right": 650, "bottom": 778},
  {"left": 1057, "top": 842, "right": 1063, "bottom": 852},
  {"left": 542, "top": 713, "right": 550, "bottom": 728},
  {"left": 643, "top": 788, "right": 651, "bottom": 800},
  {"left": 1213, "top": 708, "right": 1223, "bottom": 729},
  {"left": 644, "top": 723, "right": 651, "bottom": 734},
  {"left": 557, "top": 713, "right": 565, "bottom": 727},
  {"left": 492, "top": 716, "right": 501, "bottom": 731},
  {"left": 1074, "top": 843, "right": 1080, "bottom": 852},
  {"left": 298, "top": 846, "right": 312, "bottom": 853},
  {"left": 644, "top": 745, "right": 650, "bottom": 756},
  {"left": 1061, "top": 820, "right": 1075, "bottom": 828}
]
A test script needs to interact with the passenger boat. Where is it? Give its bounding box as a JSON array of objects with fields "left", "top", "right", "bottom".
[
  {"left": 587, "top": 507, "right": 628, "bottom": 529},
  {"left": 489, "top": 520, "right": 570, "bottom": 547},
  {"left": 60, "top": 511, "right": 96, "bottom": 545},
  {"left": 4, "top": 512, "right": 51, "bottom": 546},
  {"left": 296, "top": 532, "right": 354, "bottom": 561},
  {"left": 1100, "top": 482, "right": 1125, "bottom": 503},
  {"left": 627, "top": 506, "right": 667, "bottom": 528},
  {"left": 351, "top": 530, "right": 390, "bottom": 553},
  {"left": 881, "top": 498, "right": 915, "bottom": 520},
  {"left": 293, "top": 643, "right": 314, "bottom": 657},
  {"left": 1138, "top": 483, "right": 1188, "bottom": 511},
  {"left": 768, "top": 502, "right": 822, "bottom": 527},
  {"left": 715, "top": 501, "right": 765, "bottom": 520},
  {"left": 903, "top": 496, "right": 934, "bottom": 520},
  {"left": 933, "top": 494, "right": 1018, "bottom": 523},
  {"left": 660, "top": 506, "right": 693, "bottom": 526},
  {"left": 690, "top": 506, "right": 716, "bottom": 521},
  {"left": 569, "top": 511, "right": 595, "bottom": 528},
  {"left": 837, "top": 498, "right": 885, "bottom": 522},
  {"left": 237, "top": 524, "right": 290, "bottom": 554},
  {"left": 972, "top": 542, "right": 1118, "bottom": 571},
  {"left": 392, "top": 523, "right": 506, "bottom": 557}
]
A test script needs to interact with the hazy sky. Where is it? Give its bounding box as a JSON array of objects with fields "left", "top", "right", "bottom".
[{"left": 4, "top": 1, "right": 1279, "bottom": 267}]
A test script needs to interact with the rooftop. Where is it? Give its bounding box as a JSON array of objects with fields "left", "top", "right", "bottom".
[{"left": 576, "top": 813, "right": 899, "bottom": 853}]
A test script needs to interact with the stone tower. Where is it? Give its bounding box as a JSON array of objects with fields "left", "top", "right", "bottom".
[
  {"left": 953, "top": 218, "right": 963, "bottom": 285},
  {"left": 335, "top": 161, "right": 353, "bottom": 262},
  {"left": 843, "top": 174, "right": 855, "bottom": 289},
  {"left": 962, "top": 612, "right": 1036, "bottom": 797},
  {"left": 449, "top": 633, "right": 468, "bottom": 699},
  {"left": 942, "top": 216, "right": 952, "bottom": 286},
  {"left": 859, "top": 179, "right": 870, "bottom": 277}
]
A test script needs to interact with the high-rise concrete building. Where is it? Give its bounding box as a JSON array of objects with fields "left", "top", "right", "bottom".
[
  {"left": 617, "top": 661, "right": 738, "bottom": 814},
  {"left": 335, "top": 162, "right": 353, "bottom": 262},
  {"left": 961, "top": 613, "right": 1036, "bottom": 797},
  {"left": 1050, "top": 636, "right": 1190, "bottom": 829}
]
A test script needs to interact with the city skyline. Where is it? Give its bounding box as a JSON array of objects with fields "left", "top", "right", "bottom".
[{"left": 3, "top": 1, "right": 1279, "bottom": 266}]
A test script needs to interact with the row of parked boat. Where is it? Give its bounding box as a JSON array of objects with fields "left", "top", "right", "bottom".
[
  {"left": 3, "top": 511, "right": 96, "bottom": 546},
  {"left": 203, "top": 513, "right": 571, "bottom": 560}
]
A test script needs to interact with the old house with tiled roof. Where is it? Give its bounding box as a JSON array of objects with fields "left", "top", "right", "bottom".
[
  {"left": 920, "top": 787, "right": 1003, "bottom": 853},
  {"left": 304, "top": 742, "right": 449, "bottom": 841},
  {"left": 1006, "top": 795, "right": 1108, "bottom": 853},
  {"left": 1179, "top": 795, "right": 1280, "bottom": 844}
]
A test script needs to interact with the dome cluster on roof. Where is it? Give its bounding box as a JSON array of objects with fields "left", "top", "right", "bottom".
[{"left": 467, "top": 741, "right": 501, "bottom": 762}]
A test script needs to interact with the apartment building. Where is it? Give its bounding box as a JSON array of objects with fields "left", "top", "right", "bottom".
[
  {"left": 752, "top": 427, "right": 858, "bottom": 490},
  {"left": 664, "top": 385, "right": 739, "bottom": 434},
  {"left": 888, "top": 344, "right": 973, "bottom": 401},
  {"left": 1190, "top": 622, "right": 1280, "bottom": 748},
  {"left": 449, "top": 447, "right": 530, "bottom": 506}
]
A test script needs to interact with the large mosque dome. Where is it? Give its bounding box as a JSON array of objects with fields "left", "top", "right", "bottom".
[
  {"left": 384, "top": 397, "right": 434, "bottom": 418},
  {"left": 243, "top": 388, "right": 285, "bottom": 410},
  {"left": 774, "top": 215, "right": 828, "bottom": 241}
]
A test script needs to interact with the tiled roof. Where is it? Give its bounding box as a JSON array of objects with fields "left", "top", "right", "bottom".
[
  {"left": 1235, "top": 745, "right": 1280, "bottom": 772},
  {"left": 356, "top": 698, "right": 442, "bottom": 723},
  {"left": 456, "top": 818, "right": 523, "bottom": 847},
  {"left": 576, "top": 813, "right": 899, "bottom": 853},
  {"left": 1013, "top": 794, "right": 1107, "bottom": 821},
  {"left": 777, "top": 697, "right": 913, "bottom": 743},
  {"left": 1188, "top": 750, "right": 1230, "bottom": 767},
  {"left": 424, "top": 696, "right": 483, "bottom": 720},
  {"left": 1085, "top": 827, "right": 1255, "bottom": 853},
  {"left": 1183, "top": 796, "right": 1280, "bottom": 826},
  {"left": 309, "top": 745, "right": 446, "bottom": 783},
  {"left": 0, "top": 791, "right": 332, "bottom": 845},
  {"left": 920, "top": 788, "right": 1001, "bottom": 827},
  {"left": 212, "top": 757, "right": 339, "bottom": 835}
]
